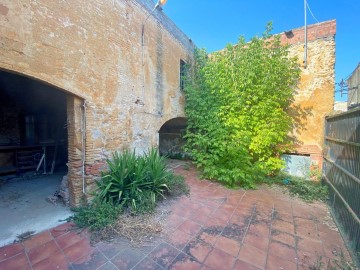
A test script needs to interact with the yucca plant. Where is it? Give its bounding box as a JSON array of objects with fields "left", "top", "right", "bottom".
[{"left": 96, "top": 148, "right": 174, "bottom": 213}]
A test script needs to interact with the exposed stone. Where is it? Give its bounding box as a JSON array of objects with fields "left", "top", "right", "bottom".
[
  {"left": 280, "top": 20, "right": 336, "bottom": 167},
  {"left": 0, "top": 0, "right": 194, "bottom": 206},
  {"left": 59, "top": 175, "right": 70, "bottom": 206}
]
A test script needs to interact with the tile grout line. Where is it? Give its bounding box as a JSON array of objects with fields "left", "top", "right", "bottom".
[
  {"left": 263, "top": 203, "right": 275, "bottom": 270},
  {"left": 0, "top": 242, "right": 28, "bottom": 265},
  {"left": 23, "top": 229, "right": 57, "bottom": 270},
  {"left": 193, "top": 189, "right": 228, "bottom": 269},
  {"left": 94, "top": 246, "right": 119, "bottom": 270},
  {"left": 290, "top": 200, "right": 300, "bottom": 270},
  {"left": 51, "top": 228, "right": 73, "bottom": 268},
  {"left": 175, "top": 188, "right": 244, "bottom": 269},
  {"left": 130, "top": 239, "right": 167, "bottom": 270},
  {"left": 232, "top": 201, "right": 259, "bottom": 270},
  {"left": 222, "top": 190, "right": 253, "bottom": 270}
]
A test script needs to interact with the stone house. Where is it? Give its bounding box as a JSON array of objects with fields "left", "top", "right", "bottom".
[
  {"left": 0, "top": 0, "right": 194, "bottom": 206},
  {"left": 0, "top": 0, "right": 336, "bottom": 206}
]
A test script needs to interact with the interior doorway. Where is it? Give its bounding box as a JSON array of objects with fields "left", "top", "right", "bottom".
[{"left": 0, "top": 70, "right": 72, "bottom": 246}]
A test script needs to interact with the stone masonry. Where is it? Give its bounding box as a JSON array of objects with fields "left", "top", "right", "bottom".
[
  {"left": 0, "top": 0, "right": 335, "bottom": 205},
  {"left": 280, "top": 20, "right": 336, "bottom": 168},
  {"left": 0, "top": 0, "right": 194, "bottom": 205}
]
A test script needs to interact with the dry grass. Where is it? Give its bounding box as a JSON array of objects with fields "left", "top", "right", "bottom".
[{"left": 91, "top": 198, "right": 176, "bottom": 246}]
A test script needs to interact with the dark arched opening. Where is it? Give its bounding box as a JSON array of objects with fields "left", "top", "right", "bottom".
[
  {"left": 0, "top": 69, "right": 72, "bottom": 245},
  {"left": 159, "top": 117, "right": 187, "bottom": 158}
]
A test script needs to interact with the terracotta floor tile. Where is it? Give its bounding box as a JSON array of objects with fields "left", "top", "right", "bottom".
[
  {"left": 184, "top": 239, "right": 212, "bottom": 263},
  {"left": 247, "top": 223, "right": 270, "bottom": 238},
  {"left": 133, "top": 257, "right": 164, "bottom": 270},
  {"left": 297, "top": 237, "right": 323, "bottom": 253},
  {"left": 148, "top": 243, "right": 181, "bottom": 269},
  {"left": 32, "top": 250, "right": 69, "bottom": 270},
  {"left": 229, "top": 215, "right": 251, "bottom": 227},
  {"left": 165, "top": 214, "right": 187, "bottom": 230},
  {"left": 71, "top": 250, "right": 108, "bottom": 270},
  {"left": 3, "top": 166, "right": 350, "bottom": 270},
  {"left": 271, "top": 230, "right": 296, "bottom": 247},
  {"left": 22, "top": 231, "right": 53, "bottom": 251},
  {"left": 195, "top": 206, "right": 216, "bottom": 216},
  {"left": 50, "top": 222, "right": 75, "bottom": 238},
  {"left": 292, "top": 205, "right": 315, "bottom": 220},
  {"left": 238, "top": 244, "right": 267, "bottom": 269},
  {"left": 234, "top": 205, "right": 254, "bottom": 217},
  {"left": 214, "top": 235, "right": 241, "bottom": 257},
  {"left": 209, "top": 209, "right": 232, "bottom": 223},
  {"left": 255, "top": 203, "right": 274, "bottom": 214},
  {"left": 243, "top": 234, "right": 269, "bottom": 252},
  {"left": 27, "top": 240, "right": 60, "bottom": 265},
  {"left": 297, "top": 249, "right": 326, "bottom": 267},
  {"left": 63, "top": 238, "right": 93, "bottom": 263},
  {"left": 167, "top": 229, "right": 193, "bottom": 250},
  {"left": 322, "top": 241, "right": 348, "bottom": 260},
  {"left": 55, "top": 231, "right": 85, "bottom": 250},
  {"left": 170, "top": 252, "right": 202, "bottom": 270},
  {"left": 204, "top": 248, "right": 235, "bottom": 270},
  {"left": 217, "top": 203, "right": 236, "bottom": 214},
  {"left": 111, "top": 249, "right": 144, "bottom": 270},
  {"left": 203, "top": 217, "right": 227, "bottom": 227},
  {"left": 189, "top": 212, "right": 210, "bottom": 225},
  {"left": 178, "top": 219, "right": 202, "bottom": 236},
  {"left": 268, "top": 241, "right": 297, "bottom": 263},
  {"left": 295, "top": 224, "right": 319, "bottom": 239},
  {"left": 273, "top": 204, "right": 293, "bottom": 214},
  {"left": 319, "top": 230, "right": 344, "bottom": 247},
  {"left": 266, "top": 254, "right": 297, "bottom": 270},
  {"left": 175, "top": 206, "right": 197, "bottom": 218},
  {"left": 294, "top": 217, "right": 316, "bottom": 229},
  {"left": 233, "top": 259, "right": 261, "bottom": 270},
  {"left": 226, "top": 194, "right": 244, "bottom": 204},
  {"left": 271, "top": 219, "right": 294, "bottom": 235},
  {"left": 204, "top": 199, "right": 225, "bottom": 208},
  {"left": 0, "top": 243, "right": 24, "bottom": 262},
  {"left": 253, "top": 211, "right": 272, "bottom": 224},
  {"left": 95, "top": 240, "right": 128, "bottom": 260},
  {"left": 0, "top": 252, "right": 31, "bottom": 270},
  {"left": 221, "top": 223, "right": 247, "bottom": 242},
  {"left": 197, "top": 231, "right": 220, "bottom": 246},
  {"left": 272, "top": 210, "right": 293, "bottom": 223}
]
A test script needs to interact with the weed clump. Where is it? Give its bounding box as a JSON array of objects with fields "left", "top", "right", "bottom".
[
  {"left": 266, "top": 172, "right": 329, "bottom": 203},
  {"left": 71, "top": 148, "right": 189, "bottom": 241}
]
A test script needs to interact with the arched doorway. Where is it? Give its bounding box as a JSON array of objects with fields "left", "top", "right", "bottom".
[
  {"left": 0, "top": 70, "right": 74, "bottom": 246},
  {"left": 158, "top": 117, "right": 187, "bottom": 158}
]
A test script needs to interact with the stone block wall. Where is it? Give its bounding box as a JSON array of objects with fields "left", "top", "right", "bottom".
[{"left": 0, "top": 0, "right": 194, "bottom": 205}]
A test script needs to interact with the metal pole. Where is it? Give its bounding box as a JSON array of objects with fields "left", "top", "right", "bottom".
[{"left": 304, "top": 0, "right": 308, "bottom": 68}]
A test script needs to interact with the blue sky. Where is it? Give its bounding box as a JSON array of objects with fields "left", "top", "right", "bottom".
[{"left": 161, "top": 0, "right": 360, "bottom": 101}]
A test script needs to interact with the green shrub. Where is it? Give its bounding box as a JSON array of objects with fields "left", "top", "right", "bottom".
[
  {"left": 72, "top": 198, "right": 122, "bottom": 231},
  {"left": 183, "top": 23, "right": 301, "bottom": 188},
  {"left": 96, "top": 148, "right": 187, "bottom": 213}
]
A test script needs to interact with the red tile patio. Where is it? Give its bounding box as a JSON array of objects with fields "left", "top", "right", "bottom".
[{"left": 0, "top": 165, "right": 354, "bottom": 269}]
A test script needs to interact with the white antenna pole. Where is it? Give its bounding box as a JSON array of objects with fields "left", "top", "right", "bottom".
[{"left": 304, "top": 0, "right": 308, "bottom": 68}]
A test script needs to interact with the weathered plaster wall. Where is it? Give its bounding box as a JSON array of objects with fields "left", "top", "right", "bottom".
[
  {"left": 0, "top": 0, "right": 194, "bottom": 205},
  {"left": 347, "top": 63, "right": 360, "bottom": 108},
  {"left": 280, "top": 20, "right": 336, "bottom": 167}
]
